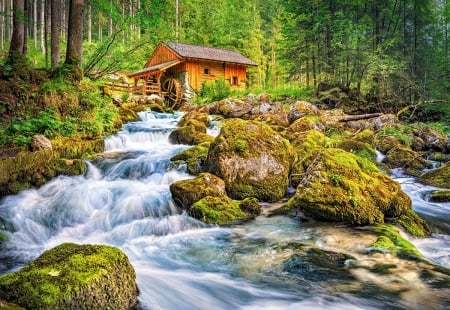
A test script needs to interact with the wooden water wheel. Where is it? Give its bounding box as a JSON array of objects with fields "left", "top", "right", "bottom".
[{"left": 162, "top": 78, "right": 182, "bottom": 109}]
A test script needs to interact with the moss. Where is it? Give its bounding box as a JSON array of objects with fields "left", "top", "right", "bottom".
[
  {"left": 52, "top": 138, "right": 104, "bottom": 159},
  {"left": 169, "top": 122, "right": 215, "bottom": 145},
  {"left": 286, "top": 148, "right": 411, "bottom": 225},
  {"left": 0, "top": 243, "right": 137, "bottom": 309},
  {"left": 418, "top": 162, "right": 450, "bottom": 189},
  {"left": 55, "top": 159, "right": 86, "bottom": 176},
  {"left": 369, "top": 224, "right": 422, "bottom": 260},
  {"left": 178, "top": 111, "right": 210, "bottom": 127},
  {"left": 170, "top": 142, "right": 210, "bottom": 175},
  {"left": 0, "top": 231, "right": 8, "bottom": 242},
  {"left": 429, "top": 190, "right": 450, "bottom": 202},
  {"left": 383, "top": 146, "right": 430, "bottom": 175},
  {"left": 396, "top": 209, "right": 432, "bottom": 237},
  {"left": 206, "top": 118, "right": 295, "bottom": 202},
  {"left": 170, "top": 173, "right": 226, "bottom": 209},
  {"left": 190, "top": 195, "right": 260, "bottom": 225}
]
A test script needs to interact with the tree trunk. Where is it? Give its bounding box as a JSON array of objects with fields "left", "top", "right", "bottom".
[
  {"left": 65, "top": 0, "right": 84, "bottom": 66},
  {"left": 65, "top": 0, "right": 84, "bottom": 81},
  {"left": 87, "top": 3, "right": 91, "bottom": 43},
  {"left": 40, "top": 0, "right": 45, "bottom": 54},
  {"left": 7, "top": 0, "right": 26, "bottom": 65},
  {"left": 0, "top": 0, "right": 4, "bottom": 49},
  {"left": 51, "top": 0, "right": 60, "bottom": 68}
]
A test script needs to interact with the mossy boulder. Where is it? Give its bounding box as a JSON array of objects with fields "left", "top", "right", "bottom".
[
  {"left": 170, "top": 142, "right": 210, "bottom": 175},
  {"left": 169, "top": 119, "right": 215, "bottom": 145},
  {"left": 178, "top": 111, "right": 210, "bottom": 128},
  {"left": 286, "top": 115, "right": 325, "bottom": 134},
  {"left": 190, "top": 196, "right": 261, "bottom": 225},
  {"left": 287, "top": 101, "right": 320, "bottom": 124},
  {"left": 395, "top": 209, "right": 432, "bottom": 237},
  {"left": 170, "top": 173, "right": 227, "bottom": 209},
  {"left": 429, "top": 190, "right": 450, "bottom": 202},
  {"left": 418, "top": 162, "right": 450, "bottom": 188},
  {"left": 0, "top": 243, "right": 137, "bottom": 310},
  {"left": 206, "top": 118, "right": 296, "bottom": 202},
  {"left": 208, "top": 97, "right": 252, "bottom": 118},
  {"left": 368, "top": 224, "right": 422, "bottom": 260},
  {"left": 285, "top": 148, "right": 412, "bottom": 225},
  {"left": 52, "top": 138, "right": 104, "bottom": 159},
  {"left": 383, "top": 146, "right": 430, "bottom": 175}
]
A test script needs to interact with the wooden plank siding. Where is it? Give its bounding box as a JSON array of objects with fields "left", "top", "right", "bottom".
[{"left": 145, "top": 44, "right": 179, "bottom": 67}]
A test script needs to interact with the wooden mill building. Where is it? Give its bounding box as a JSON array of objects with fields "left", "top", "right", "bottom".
[{"left": 127, "top": 41, "right": 257, "bottom": 108}]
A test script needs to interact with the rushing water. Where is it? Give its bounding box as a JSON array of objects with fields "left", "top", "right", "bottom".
[{"left": 0, "top": 111, "right": 449, "bottom": 309}]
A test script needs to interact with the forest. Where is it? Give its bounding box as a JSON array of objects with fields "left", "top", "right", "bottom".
[{"left": 0, "top": 0, "right": 449, "bottom": 120}]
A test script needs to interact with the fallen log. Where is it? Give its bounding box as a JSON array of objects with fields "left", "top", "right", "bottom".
[{"left": 339, "top": 113, "right": 383, "bottom": 122}]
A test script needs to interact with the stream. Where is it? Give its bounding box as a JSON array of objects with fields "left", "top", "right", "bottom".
[{"left": 0, "top": 110, "right": 449, "bottom": 309}]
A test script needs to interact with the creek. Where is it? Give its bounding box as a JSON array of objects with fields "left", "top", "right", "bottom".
[{"left": 0, "top": 111, "right": 449, "bottom": 309}]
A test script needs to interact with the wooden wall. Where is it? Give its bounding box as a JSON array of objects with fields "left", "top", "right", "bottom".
[
  {"left": 145, "top": 44, "right": 179, "bottom": 67},
  {"left": 167, "top": 60, "right": 247, "bottom": 91}
]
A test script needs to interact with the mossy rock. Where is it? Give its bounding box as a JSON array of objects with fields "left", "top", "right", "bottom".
[
  {"left": 190, "top": 196, "right": 261, "bottom": 225},
  {"left": 336, "top": 140, "right": 377, "bottom": 163},
  {"left": 285, "top": 148, "right": 411, "bottom": 225},
  {"left": 368, "top": 224, "right": 422, "bottom": 260},
  {"left": 286, "top": 115, "right": 324, "bottom": 134},
  {"left": 0, "top": 150, "right": 57, "bottom": 196},
  {"left": 206, "top": 118, "right": 296, "bottom": 202},
  {"left": 0, "top": 243, "right": 137, "bottom": 309},
  {"left": 55, "top": 159, "right": 86, "bottom": 176},
  {"left": 170, "top": 173, "right": 227, "bottom": 209},
  {"left": 395, "top": 209, "right": 431, "bottom": 237},
  {"left": 352, "top": 129, "right": 376, "bottom": 145},
  {"left": 383, "top": 146, "right": 430, "bottom": 175},
  {"left": 418, "top": 162, "right": 450, "bottom": 189},
  {"left": 169, "top": 120, "right": 215, "bottom": 145},
  {"left": 52, "top": 138, "right": 104, "bottom": 159},
  {"left": 178, "top": 111, "right": 210, "bottom": 127},
  {"left": 429, "top": 190, "right": 450, "bottom": 202},
  {"left": 170, "top": 142, "right": 210, "bottom": 175},
  {"left": 376, "top": 135, "right": 402, "bottom": 154}
]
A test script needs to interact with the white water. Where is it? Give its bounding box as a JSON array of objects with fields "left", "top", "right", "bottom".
[{"left": 1, "top": 111, "right": 449, "bottom": 309}]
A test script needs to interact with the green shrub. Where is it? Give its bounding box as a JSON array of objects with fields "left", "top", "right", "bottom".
[{"left": 198, "top": 79, "right": 231, "bottom": 103}]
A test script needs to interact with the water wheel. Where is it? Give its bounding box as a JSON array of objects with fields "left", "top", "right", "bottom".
[{"left": 162, "top": 78, "right": 182, "bottom": 109}]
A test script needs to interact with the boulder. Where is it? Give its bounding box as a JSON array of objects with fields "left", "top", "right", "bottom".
[
  {"left": 168, "top": 119, "right": 215, "bottom": 145},
  {"left": 413, "top": 126, "right": 448, "bottom": 152},
  {"left": 206, "top": 118, "right": 296, "bottom": 202},
  {"left": 208, "top": 97, "right": 252, "bottom": 118},
  {"left": 170, "top": 142, "right": 210, "bottom": 175},
  {"left": 429, "top": 190, "right": 450, "bottom": 202},
  {"left": 418, "top": 162, "right": 450, "bottom": 188},
  {"left": 383, "top": 146, "right": 431, "bottom": 175},
  {"left": 287, "top": 101, "right": 320, "bottom": 124},
  {"left": 30, "top": 135, "right": 52, "bottom": 151},
  {"left": 190, "top": 196, "right": 261, "bottom": 225},
  {"left": 285, "top": 148, "right": 413, "bottom": 225},
  {"left": 170, "top": 173, "right": 227, "bottom": 209},
  {"left": 178, "top": 111, "right": 210, "bottom": 128},
  {"left": 0, "top": 243, "right": 137, "bottom": 309}
]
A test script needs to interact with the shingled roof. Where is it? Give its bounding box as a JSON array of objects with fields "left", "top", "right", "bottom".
[{"left": 167, "top": 42, "right": 257, "bottom": 66}]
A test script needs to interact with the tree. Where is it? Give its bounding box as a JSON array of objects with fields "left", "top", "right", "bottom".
[
  {"left": 65, "top": 0, "right": 85, "bottom": 80},
  {"left": 51, "top": 0, "right": 61, "bottom": 69},
  {"left": 6, "top": 0, "right": 26, "bottom": 66}
]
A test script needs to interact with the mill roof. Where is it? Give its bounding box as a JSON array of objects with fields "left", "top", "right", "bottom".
[{"left": 166, "top": 42, "right": 257, "bottom": 66}]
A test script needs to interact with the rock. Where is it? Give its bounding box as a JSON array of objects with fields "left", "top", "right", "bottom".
[
  {"left": 286, "top": 116, "right": 325, "bottom": 134},
  {"left": 395, "top": 209, "right": 432, "bottom": 237},
  {"left": 0, "top": 243, "right": 137, "bottom": 309},
  {"left": 287, "top": 101, "right": 320, "bottom": 124},
  {"left": 178, "top": 111, "right": 210, "bottom": 128},
  {"left": 208, "top": 97, "right": 252, "bottom": 118},
  {"left": 168, "top": 119, "right": 215, "bottom": 145},
  {"left": 250, "top": 101, "right": 284, "bottom": 115},
  {"left": 419, "top": 162, "right": 450, "bottom": 188},
  {"left": 170, "top": 142, "right": 210, "bottom": 175},
  {"left": 383, "top": 146, "right": 430, "bottom": 176},
  {"left": 170, "top": 173, "right": 227, "bottom": 209},
  {"left": 285, "top": 148, "right": 412, "bottom": 225},
  {"left": 429, "top": 190, "right": 450, "bottom": 202},
  {"left": 413, "top": 126, "right": 448, "bottom": 152},
  {"left": 190, "top": 196, "right": 261, "bottom": 225},
  {"left": 282, "top": 244, "right": 355, "bottom": 282},
  {"left": 206, "top": 118, "right": 296, "bottom": 202},
  {"left": 30, "top": 135, "right": 52, "bottom": 151},
  {"left": 112, "top": 94, "right": 123, "bottom": 106},
  {"left": 368, "top": 224, "right": 423, "bottom": 259}
]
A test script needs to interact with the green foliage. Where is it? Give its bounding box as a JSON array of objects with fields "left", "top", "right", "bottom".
[
  {"left": 197, "top": 79, "right": 231, "bottom": 103},
  {"left": 379, "top": 125, "right": 413, "bottom": 147}
]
